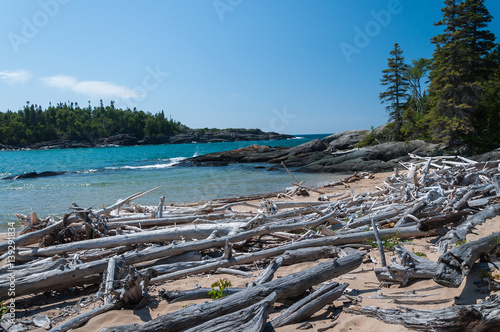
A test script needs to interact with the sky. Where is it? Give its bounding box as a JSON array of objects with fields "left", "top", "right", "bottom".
[{"left": 0, "top": 0, "right": 499, "bottom": 135}]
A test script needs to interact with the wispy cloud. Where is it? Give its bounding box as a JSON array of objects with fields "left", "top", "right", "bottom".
[
  {"left": 227, "top": 93, "right": 241, "bottom": 99},
  {"left": 0, "top": 69, "right": 32, "bottom": 84},
  {"left": 40, "top": 75, "right": 141, "bottom": 99}
]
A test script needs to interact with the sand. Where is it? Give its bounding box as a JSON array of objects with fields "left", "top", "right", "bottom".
[{"left": 5, "top": 171, "right": 500, "bottom": 332}]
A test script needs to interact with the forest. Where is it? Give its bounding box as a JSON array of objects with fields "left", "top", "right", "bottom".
[
  {"left": 372, "top": 0, "right": 499, "bottom": 153},
  {"left": 0, "top": 100, "right": 183, "bottom": 146}
]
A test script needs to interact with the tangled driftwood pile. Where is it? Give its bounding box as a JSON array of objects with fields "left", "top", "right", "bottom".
[{"left": 1, "top": 155, "right": 500, "bottom": 331}]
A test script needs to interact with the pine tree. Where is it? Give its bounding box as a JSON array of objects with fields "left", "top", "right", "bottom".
[
  {"left": 427, "top": 0, "right": 496, "bottom": 146},
  {"left": 379, "top": 43, "right": 409, "bottom": 140}
]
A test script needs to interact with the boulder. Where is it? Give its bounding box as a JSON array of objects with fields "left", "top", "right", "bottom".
[{"left": 323, "top": 130, "right": 370, "bottom": 150}]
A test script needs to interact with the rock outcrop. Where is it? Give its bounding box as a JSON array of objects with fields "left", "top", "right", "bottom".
[{"left": 184, "top": 130, "right": 458, "bottom": 173}]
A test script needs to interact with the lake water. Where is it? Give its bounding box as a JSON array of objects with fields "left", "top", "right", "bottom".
[{"left": 0, "top": 134, "right": 342, "bottom": 231}]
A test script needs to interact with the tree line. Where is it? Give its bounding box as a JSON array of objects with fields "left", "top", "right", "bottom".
[
  {"left": 376, "top": 0, "right": 499, "bottom": 153},
  {"left": 0, "top": 100, "right": 184, "bottom": 146}
]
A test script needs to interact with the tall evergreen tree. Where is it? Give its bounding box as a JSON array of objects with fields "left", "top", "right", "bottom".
[
  {"left": 379, "top": 43, "right": 409, "bottom": 140},
  {"left": 427, "top": 0, "right": 496, "bottom": 145}
]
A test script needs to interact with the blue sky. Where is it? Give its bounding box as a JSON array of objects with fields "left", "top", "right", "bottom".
[{"left": 1, "top": 0, "right": 499, "bottom": 135}]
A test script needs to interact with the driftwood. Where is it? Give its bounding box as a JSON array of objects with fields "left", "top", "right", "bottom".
[
  {"left": 270, "top": 282, "right": 348, "bottom": 328},
  {"left": 375, "top": 245, "right": 438, "bottom": 286},
  {"left": 437, "top": 204, "right": 500, "bottom": 253},
  {"left": 0, "top": 225, "right": 434, "bottom": 300},
  {"left": 183, "top": 292, "right": 276, "bottom": 332},
  {"left": 100, "top": 253, "right": 363, "bottom": 332},
  {"left": 247, "top": 256, "right": 284, "bottom": 287},
  {"left": 346, "top": 294, "right": 500, "bottom": 331},
  {"left": 434, "top": 231, "right": 500, "bottom": 288}
]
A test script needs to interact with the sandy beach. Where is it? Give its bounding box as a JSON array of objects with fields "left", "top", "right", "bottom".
[{"left": 2, "top": 170, "right": 500, "bottom": 332}]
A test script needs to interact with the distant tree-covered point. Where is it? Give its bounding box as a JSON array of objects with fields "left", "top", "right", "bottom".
[{"left": 0, "top": 100, "right": 184, "bottom": 146}]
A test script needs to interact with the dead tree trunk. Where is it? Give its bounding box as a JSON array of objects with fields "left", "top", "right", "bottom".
[
  {"left": 437, "top": 203, "right": 500, "bottom": 253},
  {"left": 434, "top": 231, "right": 500, "bottom": 288},
  {"left": 346, "top": 294, "right": 500, "bottom": 331}
]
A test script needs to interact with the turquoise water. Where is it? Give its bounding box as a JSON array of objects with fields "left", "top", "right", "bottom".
[{"left": 0, "top": 134, "right": 340, "bottom": 230}]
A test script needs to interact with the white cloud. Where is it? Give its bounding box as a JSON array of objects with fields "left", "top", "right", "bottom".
[
  {"left": 0, "top": 69, "right": 32, "bottom": 84},
  {"left": 40, "top": 75, "right": 141, "bottom": 100}
]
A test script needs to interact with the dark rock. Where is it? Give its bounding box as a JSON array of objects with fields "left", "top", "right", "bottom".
[
  {"left": 323, "top": 130, "right": 370, "bottom": 150},
  {"left": 139, "top": 134, "right": 171, "bottom": 145},
  {"left": 299, "top": 140, "right": 447, "bottom": 173},
  {"left": 2, "top": 171, "right": 66, "bottom": 180},
  {"left": 98, "top": 133, "right": 138, "bottom": 146}
]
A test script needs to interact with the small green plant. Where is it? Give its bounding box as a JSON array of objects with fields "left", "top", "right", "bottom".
[
  {"left": 412, "top": 249, "right": 427, "bottom": 257},
  {"left": 456, "top": 239, "right": 467, "bottom": 246},
  {"left": 383, "top": 232, "right": 401, "bottom": 249},
  {"left": 494, "top": 236, "right": 500, "bottom": 244},
  {"left": 366, "top": 231, "right": 400, "bottom": 250},
  {"left": 0, "top": 301, "right": 7, "bottom": 318},
  {"left": 208, "top": 279, "right": 232, "bottom": 301}
]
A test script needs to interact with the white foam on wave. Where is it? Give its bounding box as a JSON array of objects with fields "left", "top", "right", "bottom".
[{"left": 105, "top": 157, "right": 186, "bottom": 170}]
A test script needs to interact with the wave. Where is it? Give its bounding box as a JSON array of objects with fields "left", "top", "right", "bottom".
[{"left": 105, "top": 157, "right": 186, "bottom": 170}]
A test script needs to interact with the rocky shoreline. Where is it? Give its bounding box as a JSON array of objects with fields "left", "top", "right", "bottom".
[
  {"left": 0, "top": 128, "right": 293, "bottom": 151},
  {"left": 183, "top": 129, "right": 500, "bottom": 173}
]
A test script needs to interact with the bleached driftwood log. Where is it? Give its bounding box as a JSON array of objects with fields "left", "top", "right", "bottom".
[
  {"left": 346, "top": 294, "right": 500, "bottom": 331},
  {"left": 183, "top": 292, "right": 276, "bottom": 332},
  {"left": 437, "top": 204, "right": 500, "bottom": 253},
  {"left": 434, "top": 231, "right": 500, "bottom": 288},
  {"left": 270, "top": 282, "right": 348, "bottom": 328}
]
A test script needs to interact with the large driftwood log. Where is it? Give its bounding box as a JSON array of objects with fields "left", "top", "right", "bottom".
[
  {"left": 437, "top": 203, "right": 500, "bottom": 253},
  {"left": 104, "top": 213, "right": 230, "bottom": 229},
  {"left": 183, "top": 292, "right": 276, "bottom": 332},
  {"left": 417, "top": 211, "right": 469, "bottom": 232},
  {"left": 434, "top": 231, "right": 500, "bottom": 288},
  {"left": 270, "top": 282, "right": 348, "bottom": 328},
  {"left": 346, "top": 294, "right": 500, "bottom": 331},
  {"left": 21, "top": 222, "right": 248, "bottom": 258},
  {"left": 375, "top": 245, "right": 438, "bottom": 286},
  {"left": 48, "top": 302, "right": 121, "bottom": 332},
  {"left": 99, "top": 253, "right": 363, "bottom": 332}
]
